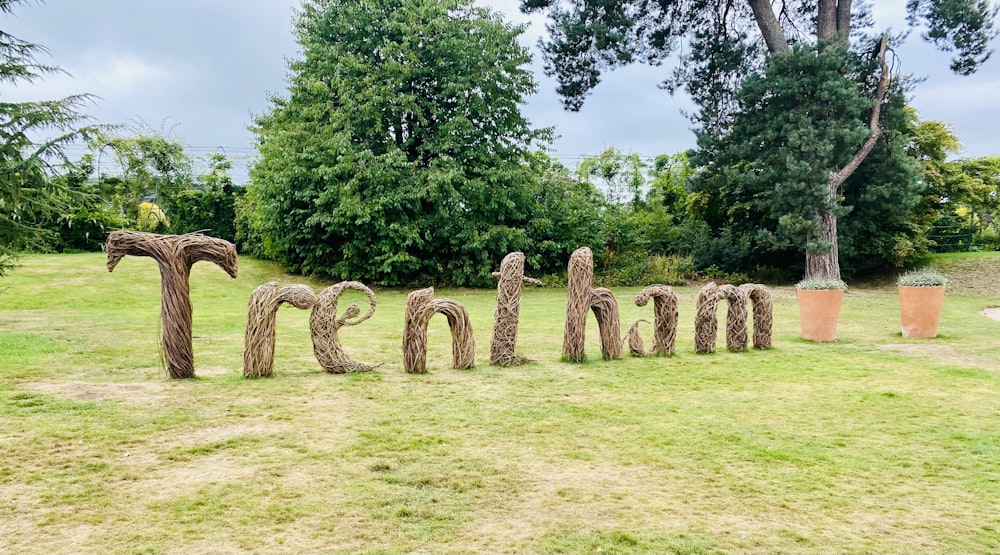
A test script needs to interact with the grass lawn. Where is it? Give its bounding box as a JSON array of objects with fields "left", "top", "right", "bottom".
[{"left": 1, "top": 251, "right": 999, "bottom": 554}]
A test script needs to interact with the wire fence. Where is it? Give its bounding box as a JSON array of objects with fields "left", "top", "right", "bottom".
[{"left": 927, "top": 223, "right": 997, "bottom": 253}]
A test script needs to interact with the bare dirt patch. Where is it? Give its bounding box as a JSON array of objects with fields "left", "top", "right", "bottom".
[
  {"left": 980, "top": 307, "right": 1000, "bottom": 322},
  {"left": 191, "top": 365, "right": 236, "bottom": 377},
  {"left": 127, "top": 452, "right": 259, "bottom": 502}
]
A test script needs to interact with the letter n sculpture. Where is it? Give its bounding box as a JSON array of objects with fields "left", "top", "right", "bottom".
[
  {"left": 402, "top": 287, "right": 475, "bottom": 374},
  {"left": 491, "top": 252, "right": 541, "bottom": 366},
  {"left": 106, "top": 230, "right": 238, "bottom": 379},
  {"left": 562, "top": 247, "right": 622, "bottom": 362}
]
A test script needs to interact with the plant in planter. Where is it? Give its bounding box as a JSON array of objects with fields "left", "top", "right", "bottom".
[
  {"left": 796, "top": 276, "right": 847, "bottom": 342},
  {"left": 897, "top": 268, "right": 948, "bottom": 338}
]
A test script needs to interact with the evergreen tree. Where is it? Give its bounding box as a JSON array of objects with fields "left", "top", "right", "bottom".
[{"left": 0, "top": 0, "right": 96, "bottom": 275}]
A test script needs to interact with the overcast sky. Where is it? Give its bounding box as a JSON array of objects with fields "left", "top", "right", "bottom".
[{"left": 3, "top": 0, "right": 998, "bottom": 183}]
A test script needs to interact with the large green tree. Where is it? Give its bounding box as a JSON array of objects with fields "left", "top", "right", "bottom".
[
  {"left": 689, "top": 43, "right": 925, "bottom": 277},
  {"left": 250, "top": 0, "right": 550, "bottom": 286},
  {"left": 0, "top": 0, "right": 96, "bottom": 275},
  {"left": 522, "top": 0, "right": 997, "bottom": 280}
]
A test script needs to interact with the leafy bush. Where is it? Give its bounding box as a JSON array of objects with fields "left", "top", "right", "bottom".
[
  {"left": 234, "top": 182, "right": 273, "bottom": 258},
  {"left": 159, "top": 184, "right": 242, "bottom": 243},
  {"left": 598, "top": 254, "right": 697, "bottom": 287},
  {"left": 523, "top": 166, "right": 608, "bottom": 277},
  {"left": 676, "top": 221, "right": 757, "bottom": 275},
  {"left": 50, "top": 205, "right": 126, "bottom": 252},
  {"left": 136, "top": 202, "right": 169, "bottom": 231},
  {"left": 249, "top": 0, "right": 551, "bottom": 287}
]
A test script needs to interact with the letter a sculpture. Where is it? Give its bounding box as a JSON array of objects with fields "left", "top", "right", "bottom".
[
  {"left": 626, "top": 284, "right": 678, "bottom": 357},
  {"left": 562, "top": 247, "right": 622, "bottom": 362},
  {"left": 106, "top": 230, "right": 238, "bottom": 379}
]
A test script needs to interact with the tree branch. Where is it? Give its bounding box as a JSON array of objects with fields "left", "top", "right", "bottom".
[
  {"left": 830, "top": 34, "right": 889, "bottom": 193},
  {"left": 748, "top": 0, "right": 791, "bottom": 54}
]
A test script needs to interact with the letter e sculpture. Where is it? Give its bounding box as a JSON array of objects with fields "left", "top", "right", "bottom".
[{"left": 310, "top": 281, "right": 380, "bottom": 373}]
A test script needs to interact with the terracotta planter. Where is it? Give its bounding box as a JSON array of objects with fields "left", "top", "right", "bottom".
[
  {"left": 797, "top": 288, "right": 844, "bottom": 342},
  {"left": 898, "top": 285, "right": 945, "bottom": 338}
]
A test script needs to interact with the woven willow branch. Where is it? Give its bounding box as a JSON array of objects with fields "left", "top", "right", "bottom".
[
  {"left": 402, "top": 287, "right": 475, "bottom": 374},
  {"left": 740, "top": 283, "right": 774, "bottom": 349},
  {"left": 106, "top": 230, "right": 238, "bottom": 379},
  {"left": 694, "top": 282, "right": 720, "bottom": 354},
  {"left": 694, "top": 282, "right": 774, "bottom": 354},
  {"left": 626, "top": 319, "right": 651, "bottom": 356},
  {"left": 628, "top": 284, "right": 678, "bottom": 356},
  {"left": 490, "top": 252, "right": 542, "bottom": 366},
  {"left": 562, "top": 247, "right": 622, "bottom": 362},
  {"left": 310, "top": 281, "right": 380, "bottom": 374},
  {"left": 590, "top": 287, "right": 623, "bottom": 360},
  {"left": 718, "top": 284, "right": 749, "bottom": 352},
  {"left": 562, "top": 247, "right": 594, "bottom": 362},
  {"left": 243, "top": 283, "right": 317, "bottom": 378}
]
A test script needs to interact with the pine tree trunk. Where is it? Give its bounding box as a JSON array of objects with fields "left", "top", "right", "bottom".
[
  {"left": 806, "top": 204, "right": 841, "bottom": 280},
  {"left": 808, "top": 33, "right": 888, "bottom": 283}
]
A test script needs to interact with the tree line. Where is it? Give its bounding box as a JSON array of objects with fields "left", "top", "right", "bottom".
[{"left": 2, "top": 0, "right": 998, "bottom": 286}]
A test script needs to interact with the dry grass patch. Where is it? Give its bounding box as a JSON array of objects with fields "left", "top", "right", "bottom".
[
  {"left": 21, "top": 380, "right": 169, "bottom": 403},
  {"left": 877, "top": 343, "right": 1000, "bottom": 371}
]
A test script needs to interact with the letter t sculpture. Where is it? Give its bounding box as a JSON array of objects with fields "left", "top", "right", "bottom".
[{"left": 106, "top": 230, "right": 238, "bottom": 379}]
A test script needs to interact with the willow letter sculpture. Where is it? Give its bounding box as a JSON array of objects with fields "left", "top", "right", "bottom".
[
  {"left": 562, "top": 247, "right": 623, "bottom": 362},
  {"left": 243, "top": 283, "right": 317, "bottom": 378},
  {"left": 694, "top": 282, "right": 720, "bottom": 354},
  {"left": 491, "top": 252, "right": 542, "bottom": 366},
  {"left": 310, "top": 281, "right": 380, "bottom": 373},
  {"left": 626, "top": 284, "right": 678, "bottom": 356},
  {"left": 718, "top": 284, "right": 749, "bottom": 352},
  {"left": 739, "top": 283, "right": 774, "bottom": 349},
  {"left": 402, "top": 287, "right": 475, "bottom": 374},
  {"left": 106, "top": 230, "right": 238, "bottom": 379}
]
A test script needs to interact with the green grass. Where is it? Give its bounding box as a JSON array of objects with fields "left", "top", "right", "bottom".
[{"left": 1, "top": 251, "right": 999, "bottom": 554}]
